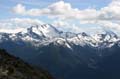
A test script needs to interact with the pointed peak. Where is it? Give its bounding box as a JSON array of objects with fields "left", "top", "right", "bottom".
[{"left": 81, "top": 32, "right": 88, "bottom": 36}]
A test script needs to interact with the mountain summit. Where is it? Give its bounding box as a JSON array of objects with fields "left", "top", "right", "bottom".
[{"left": 0, "top": 24, "right": 119, "bottom": 48}]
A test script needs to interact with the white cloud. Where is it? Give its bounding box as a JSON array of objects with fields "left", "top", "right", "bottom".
[
  {"left": 53, "top": 20, "right": 84, "bottom": 33},
  {"left": 10, "top": 0, "right": 120, "bottom": 34},
  {"left": 0, "top": 28, "right": 25, "bottom": 33},
  {"left": 98, "top": 0, "right": 120, "bottom": 20},
  {"left": 10, "top": 18, "right": 44, "bottom": 25},
  {"left": 12, "top": 0, "right": 120, "bottom": 20},
  {"left": 12, "top": 4, "right": 26, "bottom": 14},
  {"left": 0, "top": 18, "right": 44, "bottom": 33},
  {"left": 12, "top": 1, "right": 98, "bottom": 20},
  {"left": 97, "top": 21, "right": 120, "bottom": 32}
]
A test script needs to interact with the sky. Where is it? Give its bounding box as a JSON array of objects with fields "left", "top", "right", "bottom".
[
  {"left": 0, "top": 0, "right": 111, "bottom": 19},
  {"left": 1, "top": 0, "right": 120, "bottom": 34}
]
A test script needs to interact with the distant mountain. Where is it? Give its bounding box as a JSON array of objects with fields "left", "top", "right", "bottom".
[
  {"left": 0, "top": 49, "right": 53, "bottom": 79},
  {"left": 0, "top": 24, "right": 119, "bottom": 48},
  {"left": 0, "top": 24, "right": 120, "bottom": 79}
]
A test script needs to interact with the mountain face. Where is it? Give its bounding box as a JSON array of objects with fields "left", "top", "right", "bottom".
[
  {"left": 0, "top": 24, "right": 120, "bottom": 79},
  {"left": 0, "top": 49, "right": 53, "bottom": 79}
]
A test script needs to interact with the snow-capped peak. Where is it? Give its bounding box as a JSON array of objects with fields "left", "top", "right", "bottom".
[
  {"left": 92, "top": 30, "right": 118, "bottom": 42},
  {"left": 26, "top": 24, "right": 60, "bottom": 38},
  {"left": 0, "top": 24, "right": 119, "bottom": 48}
]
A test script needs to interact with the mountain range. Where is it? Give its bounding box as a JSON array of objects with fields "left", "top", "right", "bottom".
[{"left": 0, "top": 24, "right": 120, "bottom": 79}]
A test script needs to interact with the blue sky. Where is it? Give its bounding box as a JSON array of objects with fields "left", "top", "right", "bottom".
[
  {"left": 0, "top": 0, "right": 111, "bottom": 19},
  {"left": 1, "top": 0, "right": 120, "bottom": 34}
]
